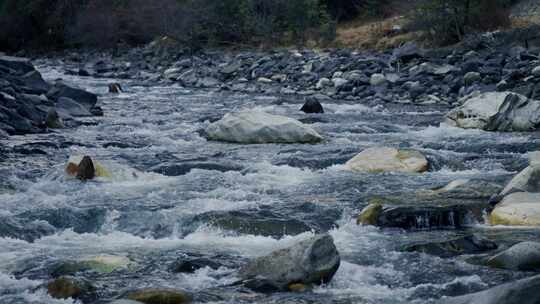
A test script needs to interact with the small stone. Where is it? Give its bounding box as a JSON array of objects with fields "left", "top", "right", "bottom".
[
  {"left": 109, "top": 83, "right": 123, "bottom": 93},
  {"left": 464, "top": 72, "right": 481, "bottom": 86},
  {"left": 370, "top": 73, "right": 387, "bottom": 86},
  {"left": 533, "top": 66, "right": 540, "bottom": 77}
]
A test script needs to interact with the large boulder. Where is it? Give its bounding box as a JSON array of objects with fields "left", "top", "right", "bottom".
[
  {"left": 440, "top": 274, "right": 540, "bottom": 304},
  {"left": 48, "top": 83, "right": 98, "bottom": 111},
  {"left": 205, "top": 110, "right": 323, "bottom": 144},
  {"left": 500, "top": 162, "right": 540, "bottom": 197},
  {"left": 345, "top": 147, "right": 428, "bottom": 173},
  {"left": 487, "top": 242, "right": 540, "bottom": 271},
  {"left": 490, "top": 192, "right": 540, "bottom": 226},
  {"left": 238, "top": 234, "right": 340, "bottom": 292},
  {"left": 0, "top": 55, "right": 34, "bottom": 74},
  {"left": 446, "top": 92, "right": 540, "bottom": 131},
  {"left": 56, "top": 97, "right": 93, "bottom": 117}
]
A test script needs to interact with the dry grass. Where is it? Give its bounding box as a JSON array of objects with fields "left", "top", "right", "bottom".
[{"left": 332, "top": 16, "right": 423, "bottom": 50}]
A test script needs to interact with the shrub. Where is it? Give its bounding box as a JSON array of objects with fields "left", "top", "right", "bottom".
[{"left": 407, "top": 0, "right": 515, "bottom": 45}]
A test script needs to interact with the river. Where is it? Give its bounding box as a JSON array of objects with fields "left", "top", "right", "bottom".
[{"left": 1, "top": 62, "right": 540, "bottom": 303}]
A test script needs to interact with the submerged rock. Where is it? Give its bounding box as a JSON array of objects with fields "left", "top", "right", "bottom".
[
  {"left": 51, "top": 255, "right": 133, "bottom": 277},
  {"left": 205, "top": 110, "right": 323, "bottom": 144},
  {"left": 238, "top": 234, "right": 340, "bottom": 292},
  {"left": 446, "top": 92, "right": 540, "bottom": 131},
  {"left": 404, "top": 234, "right": 497, "bottom": 258},
  {"left": 345, "top": 147, "right": 428, "bottom": 173},
  {"left": 46, "top": 276, "right": 96, "bottom": 301},
  {"left": 487, "top": 241, "right": 540, "bottom": 271},
  {"left": 490, "top": 192, "right": 540, "bottom": 226},
  {"left": 440, "top": 274, "right": 540, "bottom": 304},
  {"left": 125, "top": 289, "right": 192, "bottom": 304}
]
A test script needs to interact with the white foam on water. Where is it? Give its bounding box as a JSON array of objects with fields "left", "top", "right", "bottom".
[
  {"left": 175, "top": 266, "right": 238, "bottom": 291},
  {"left": 325, "top": 103, "right": 375, "bottom": 114}
]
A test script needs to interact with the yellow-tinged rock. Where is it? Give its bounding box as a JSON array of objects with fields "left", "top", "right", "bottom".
[
  {"left": 357, "top": 203, "right": 383, "bottom": 226},
  {"left": 490, "top": 192, "right": 540, "bottom": 226},
  {"left": 345, "top": 147, "right": 428, "bottom": 173}
]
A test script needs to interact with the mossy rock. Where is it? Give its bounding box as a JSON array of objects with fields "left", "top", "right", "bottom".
[
  {"left": 357, "top": 203, "right": 383, "bottom": 226},
  {"left": 126, "top": 289, "right": 192, "bottom": 304},
  {"left": 47, "top": 276, "right": 95, "bottom": 300}
]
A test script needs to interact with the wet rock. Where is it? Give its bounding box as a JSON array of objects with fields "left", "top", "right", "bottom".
[
  {"left": 382, "top": 205, "right": 474, "bottom": 229},
  {"left": 56, "top": 97, "right": 93, "bottom": 117},
  {"left": 109, "top": 83, "right": 123, "bottom": 93},
  {"left": 47, "top": 83, "right": 98, "bottom": 111},
  {"left": 440, "top": 274, "right": 540, "bottom": 304},
  {"left": 45, "top": 108, "right": 63, "bottom": 129},
  {"left": 419, "top": 179, "right": 503, "bottom": 200},
  {"left": 47, "top": 276, "right": 96, "bottom": 301},
  {"left": 490, "top": 192, "right": 540, "bottom": 226},
  {"left": 150, "top": 161, "right": 242, "bottom": 176},
  {"left": 356, "top": 203, "right": 382, "bottom": 226},
  {"left": 300, "top": 98, "right": 324, "bottom": 114},
  {"left": 499, "top": 163, "right": 540, "bottom": 197},
  {"left": 404, "top": 234, "right": 497, "bottom": 258},
  {"left": 464, "top": 72, "right": 481, "bottom": 86},
  {"left": 446, "top": 92, "right": 540, "bottom": 131},
  {"left": 345, "top": 147, "right": 428, "bottom": 173},
  {"left": 239, "top": 234, "right": 340, "bottom": 292},
  {"left": 51, "top": 255, "right": 133, "bottom": 277},
  {"left": 0, "top": 55, "right": 34, "bottom": 73},
  {"left": 77, "top": 156, "right": 96, "bottom": 180},
  {"left": 125, "top": 289, "right": 192, "bottom": 304},
  {"left": 190, "top": 210, "right": 314, "bottom": 237},
  {"left": 206, "top": 110, "right": 323, "bottom": 144},
  {"left": 487, "top": 241, "right": 540, "bottom": 271},
  {"left": 21, "top": 70, "right": 50, "bottom": 94},
  {"left": 66, "top": 155, "right": 112, "bottom": 179}
]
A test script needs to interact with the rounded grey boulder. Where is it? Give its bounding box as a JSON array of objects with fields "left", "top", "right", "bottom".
[
  {"left": 487, "top": 241, "right": 540, "bottom": 271},
  {"left": 440, "top": 274, "right": 540, "bottom": 304},
  {"left": 238, "top": 234, "right": 340, "bottom": 292}
]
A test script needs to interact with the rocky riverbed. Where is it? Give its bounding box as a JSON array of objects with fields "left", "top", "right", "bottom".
[{"left": 3, "top": 30, "right": 540, "bottom": 303}]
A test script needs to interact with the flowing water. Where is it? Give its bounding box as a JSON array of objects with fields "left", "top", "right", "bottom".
[{"left": 1, "top": 63, "right": 540, "bottom": 303}]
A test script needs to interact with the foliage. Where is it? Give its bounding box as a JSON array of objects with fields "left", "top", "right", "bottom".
[
  {"left": 0, "top": 0, "right": 337, "bottom": 51},
  {"left": 407, "top": 0, "right": 516, "bottom": 45}
]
